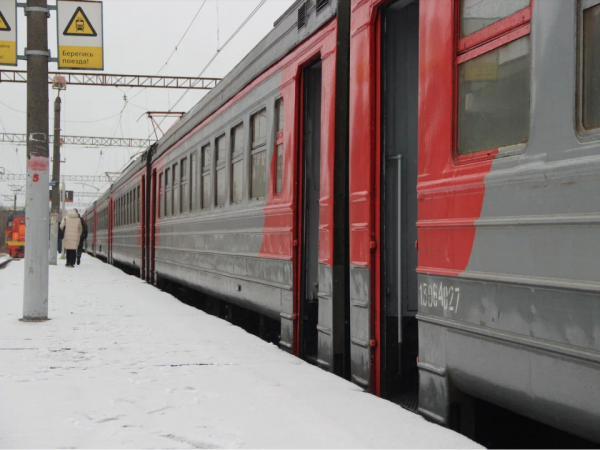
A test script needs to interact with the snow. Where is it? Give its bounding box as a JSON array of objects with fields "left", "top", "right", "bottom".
[
  {"left": 0, "top": 254, "right": 10, "bottom": 267},
  {"left": 0, "top": 256, "right": 481, "bottom": 449}
]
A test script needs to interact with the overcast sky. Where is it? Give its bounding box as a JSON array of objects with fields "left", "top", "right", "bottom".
[{"left": 0, "top": 0, "right": 295, "bottom": 208}]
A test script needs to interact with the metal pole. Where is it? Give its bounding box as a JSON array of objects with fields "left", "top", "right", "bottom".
[
  {"left": 60, "top": 181, "right": 66, "bottom": 260},
  {"left": 49, "top": 96, "right": 61, "bottom": 265},
  {"left": 13, "top": 193, "right": 16, "bottom": 212},
  {"left": 22, "top": 0, "right": 50, "bottom": 321}
]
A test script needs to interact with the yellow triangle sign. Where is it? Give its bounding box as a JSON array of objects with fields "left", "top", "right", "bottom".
[
  {"left": 63, "top": 7, "right": 96, "bottom": 36},
  {"left": 0, "top": 10, "right": 11, "bottom": 31}
]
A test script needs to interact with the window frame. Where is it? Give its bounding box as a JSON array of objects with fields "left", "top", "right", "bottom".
[
  {"left": 274, "top": 98, "right": 284, "bottom": 195},
  {"left": 180, "top": 157, "right": 188, "bottom": 214},
  {"left": 164, "top": 167, "right": 171, "bottom": 217},
  {"left": 249, "top": 107, "right": 268, "bottom": 200},
  {"left": 201, "top": 142, "right": 212, "bottom": 210},
  {"left": 454, "top": 0, "right": 533, "bottom": 163},
  {"left": 215, "top": 134, "right": 227, "bottom": 207},
  {"left": 190, "top": 151, "right": 197, "bottom": 212},
  {"left": 230, "top": 122, "right": 245, "bottom": 204},
  {"left": 577, "top": 0, "right": 600, "bottom": 139},
  {"left": 158, "top": 171, "right": 163, "bottom": 219}
]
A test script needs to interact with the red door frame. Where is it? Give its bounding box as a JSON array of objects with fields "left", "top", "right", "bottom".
[{"left": 141, "top": 175, "right": 146, "bottom": 280}]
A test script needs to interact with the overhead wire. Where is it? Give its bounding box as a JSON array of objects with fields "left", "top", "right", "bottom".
[{"left": 150, "top": 0, "right": 268, "bottom": 136}]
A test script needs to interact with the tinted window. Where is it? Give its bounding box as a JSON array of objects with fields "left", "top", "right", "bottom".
[
  {"left": 201, "top": 144, "right": 211, "bottom": 209},
  {"left": 275, "top": 144, "right": 283, "bottom": 194},
  {"left": 158, "top": 172, "right": 163, "bottom": 219},
  {"left": 251, "top": 151, "right": 266, "bottom": 199},
  {"left": 460, "top": 0, "right": 529, "bottom": 37},
  {"left": 181, "top": 157, "right": 188, "bottom": 214},
  {"left": 231, "top": 123, "right": 244, "bottom": 204},
  {"left": 173, "top": 163, "right": 179, "bottom": 215},
  {"left": 251, "top": 109, "right": 267, "bottom": 199},
  {"left": 216, "top": 135, "right": 226, "bottom": 207},
  {"left": 457, "top": 36, "right": 531, "bottom": 154},
  {"left": 190, "top": 152, "right": 197, "bottom": 211},
  {"left": 165, "top": 168, "right": 170, "bottom": 217},
  {"left": 583, "top": 3, "right": 600, "bottom": 129}
]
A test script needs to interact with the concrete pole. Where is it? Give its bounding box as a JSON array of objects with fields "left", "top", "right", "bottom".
[
  {"left": 22, "top": 0, "right": 50, "bottom": 321},
  {"left": 49, "top": 96, "right": 61, "bottom": 265},
  {"left": 60, "top": 181, "right": 66, "bottom": 260}
]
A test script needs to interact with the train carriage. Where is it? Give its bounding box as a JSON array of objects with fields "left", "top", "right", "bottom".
[
  {"left": 111, "top": 160, "right": 146, "bottom": 274},
  {"left": 349, "top": 0, "right": 600, "bottom": 442},
  {"left": 83, "top": 0, "right": 600, "bottom": 443},
  {"left": 147, "top": 0, "right": 350, "bottom": 372}
]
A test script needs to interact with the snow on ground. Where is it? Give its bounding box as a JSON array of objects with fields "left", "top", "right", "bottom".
[
  {"left": 0, "top": 254, "right": 10, "bottom": 267},
  {"left": 0, "top": 256, "right": 480, "bottom": 449}
]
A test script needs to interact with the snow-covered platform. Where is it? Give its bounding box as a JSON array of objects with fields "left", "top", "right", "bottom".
[{"left": 0, "top": 256, "right": 479, "bottom": 449}]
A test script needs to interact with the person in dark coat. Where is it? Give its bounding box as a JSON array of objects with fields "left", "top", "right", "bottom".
[{"left": 75, "top": 209, "right": 88, "bottom": 266}]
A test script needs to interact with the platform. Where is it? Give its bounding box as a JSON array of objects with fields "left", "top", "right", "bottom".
[{"left": 0, "top": 256, "right": 479, "bottom": 449}]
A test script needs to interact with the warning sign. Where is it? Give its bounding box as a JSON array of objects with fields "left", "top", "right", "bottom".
[
  {"left": 63, "top": 7, "right": 97, "bottom": 36},
  {"left": 57, "top": 1, "right": 103, "bottom": 70},
  {"left": 0, "top": 0, "right": 17, "bottom": 66},
  {"left": 0, "top": 10, "right": 11, "bottom": 31}
]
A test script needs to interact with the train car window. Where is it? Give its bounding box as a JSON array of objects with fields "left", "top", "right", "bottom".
[
  {"left": 201, "top": 144, "right": 212, "bottom": 210},
  {"left": 582, "top": 1, "right": 600, "bottom": 130},
  {"left": 215, "top": 135, "right": 227, "bottom": 207},
  {"left": 165, "top": 168, "right": 171, "bottom": 217},
  {"left": 173, "top": 163, "right": 179, "bottom": 215},
  {"left": 274, "top": 98, "right": 284, "bottom": 194},
  {"left": 457, "top": 0, "right": 531, "bottom": 156},
  {"left": 190, "top": 152, "right": 197, "bottom": 212},
  {"left": 460, "top": 0, "right": 529, "bottom": 37},
  {"left": 128, "top": 192, "right": 132, "bottom": 225},
  {"left": 158, "top": 172, "right": 163, "bottom": 219},
  {"left": 231, "top": 123, "right": 244, "bottom": 204},
  {"left": 180, "top": 157, "right": 188, "bottom": 214},
  {"left": 137, "top": 186, "right": 140, "bottom": 223},
  {"left": 250, "top": 108, "right": 267, "bottom": 199}
]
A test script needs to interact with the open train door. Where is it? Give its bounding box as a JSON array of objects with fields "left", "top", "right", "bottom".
[{"left": 349, "top": 0, "right": 420, "bottom": 397}]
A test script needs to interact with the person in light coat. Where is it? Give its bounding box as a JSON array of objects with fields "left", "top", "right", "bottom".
[{"left": 60, "top": 210, "right": 83, "bottom": 268}]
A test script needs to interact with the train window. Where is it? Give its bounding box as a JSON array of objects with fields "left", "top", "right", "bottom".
[
  {"left": 180, "top": 157, "right": 188, "bottom": 214},
  {"left": 158, "top": 172, "right": 163, "bottom": 219},
  {"left": 460, "top": 0, "right": 529, "bottom": 38},
  {"left": 137, "top": 186, "right": 140, "bottom": 223},
  {"left": 457, "top": 0, "right": 531, "bottom": 156},
  {"left": 165, "top": 168, "right": 171, "bottom": 217},
  {"left": 231, "top": 123, "right": 244, "bottom": 204},
  {"left": 250, "top": 108, "right": 267, "bottom": 199},
  {"left": 201, "top": 143, "right": 211, "bottom": 210},
  {"left": 190, "top": 152, "right": 197, "bottom": 211},
  {"left": 274, "top": 98, "right": 284, "bottom": 194},
  {"left": 581, "top": 1, "right": 600, "bottom": 131},
  {"left": 215, "top": 135, "right": 227, "bottom": 207},
  {"left": 173, "top": 163, "right": 179, "bottom": 215}
]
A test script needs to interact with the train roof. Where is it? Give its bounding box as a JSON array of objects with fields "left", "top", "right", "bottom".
[
  {"left": 100, "top": 0, "right": 338, "bottom": 196},
  {"left": 153, "top": 0, "right": 338, "bottom": 161}
]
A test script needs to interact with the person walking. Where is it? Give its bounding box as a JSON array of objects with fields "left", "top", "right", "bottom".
[
  {"left": 75, "top": 209, "right": 88, "bottom": 265},
  {"left": 60, "top": 210, "right": 82, "bottom": 268}
]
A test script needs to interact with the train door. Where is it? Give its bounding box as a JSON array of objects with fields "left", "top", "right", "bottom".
[
  {"left": 108, "top": 198, "right": 113, "bottom": 263},
  {"left": 380, "top": 0, "right": 420, "bottom": 404},
  {"left": 298, "top": 59, "right": 323, "bottom": 364},
  {"left": 150, "top": 169, "right": 157, "bottom": 284},
  {"left": 141, "top": 176, "right": 146, "bottom": 280}
]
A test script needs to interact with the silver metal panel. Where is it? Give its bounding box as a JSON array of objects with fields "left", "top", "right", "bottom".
[
  {"left": 317, "top": 263, "right": 334, "bottom": 371},
  {"left": 349, "top": 265, "right": 371, "bottom": 389}
]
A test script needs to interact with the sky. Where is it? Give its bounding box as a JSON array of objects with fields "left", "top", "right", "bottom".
[{"left": 0, "top": 0, "right": 296, "bottom": 209}]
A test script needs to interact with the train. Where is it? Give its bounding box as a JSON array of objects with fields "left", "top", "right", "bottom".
[
  {"left": 5, "top": 210, "right": 25, "bottom": 258},
  {"left": 83, "top": 0, "right": 600, "bottom": 443}
]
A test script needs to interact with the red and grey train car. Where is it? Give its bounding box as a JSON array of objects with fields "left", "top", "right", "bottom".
[{"left": 84, "top": 0, "right": 600, "bottom": 442}]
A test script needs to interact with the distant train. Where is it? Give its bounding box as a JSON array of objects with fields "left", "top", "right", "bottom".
[
  {"left": 84, "top": 0, "right": 600, "bottom": 443},
  {"left": 5, "top": 210, "right": 25, "bottom": 258}
]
